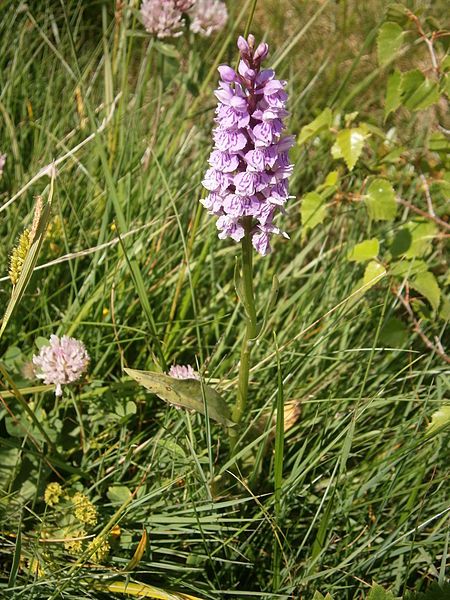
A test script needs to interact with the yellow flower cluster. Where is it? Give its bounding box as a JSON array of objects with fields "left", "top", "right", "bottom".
[
  {"left": 72, "top": 492, "right": 98, "bottom": 526},
  {"left": 9, "top": 229, "right": 31, "bottom": 285},
  {"left": 63, "top": 528, "right": 86, "bottom": 554},
  {"left": 87, "top": 537, "right": 110, "bottom": 563},
  {"left": 44, "top": 482, "right": 63, "bottom": 507}
]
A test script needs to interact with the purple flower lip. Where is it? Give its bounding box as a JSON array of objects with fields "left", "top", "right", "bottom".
[{"left": 200, "top": 34, "right": 294, "bottom": 255}]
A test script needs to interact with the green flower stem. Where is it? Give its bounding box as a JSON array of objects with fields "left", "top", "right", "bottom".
[{"left": 232, "top": 218, "right": 258, "bottom": 439}]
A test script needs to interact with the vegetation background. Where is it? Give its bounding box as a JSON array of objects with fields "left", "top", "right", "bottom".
[{"left": 0, "top": 0, "right": 448, "bottom": 598}]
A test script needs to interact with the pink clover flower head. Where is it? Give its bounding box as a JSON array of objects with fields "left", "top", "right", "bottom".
[
  {"left": 32, "top": 334, "right": 90, "bottom": 397},
  {"left": 140, "top": 0, "right": 184, "bottom": 38},
  {"left": 174, "top": 0, "right": 195, "bottom": 10},
  {"left": 188, "top": 0, "right": 228, "bottom": 37},
  {"left": 0, "top": 153, "right": 6, "bottom": 177},
  {"left": 168, "top": 364, "right": 200, "bottom": 380},
  {"left": 200, "top": 34, "right": 294, "bottom": 255}
]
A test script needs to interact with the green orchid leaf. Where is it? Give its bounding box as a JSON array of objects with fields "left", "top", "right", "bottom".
[{"left": 125, "top": 369, "right": 234, "bottom": 427}]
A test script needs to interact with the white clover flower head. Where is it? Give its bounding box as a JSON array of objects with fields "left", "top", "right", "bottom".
[
  {"left": 168, "top": 364, "right": 200, "bottom": 380},
  {"left": 140, "top": 0, "right": 184, "bottom": 38},
  {"left": 188, "top": 0, "right": 228, "bottom": 37},
  {"left": 32, "top": 334, "right": 90, "bottom": 396}
]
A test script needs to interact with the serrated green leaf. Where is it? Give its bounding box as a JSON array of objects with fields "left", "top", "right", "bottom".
[
  {"left": 402, "top": 69, "right": 440, "bottom": 111},
  {"left": 324, "top": 170, "right": 339, "bottom": 187},
  {"left": 347, "top": 238, "right": 380, "bottom": 262},
  {"left": 385, "top": 69, "right": 403, "bottom": 118},
  {"left": 390, "top": 259, "right": 428, "bottom": 277},
  {"left": 385, "top": 3, "right": 410, "bottom": 26},
  {"left": 367, "top": 583, "right": 397, "bottom": 599},
  {"left": 377, "top": 22, "right": 404, "bottom": 66},
  {"left": 124, "top": 369, "right": 234, "bottom": 427},
  {"left": 312, "top": 593, "right": 334, "bottom": 600},
  {"left": 365, "top": 179, "right": 397, "bottom": 221},
  {"left": 363, "top": 261, "right": 387, "bottom": 288},
  {"left": 301, "top": 192, "right": 327, "bottom": 238},
  {"left": 297, "top": 107, "right": 332, "bottom": 146},
  {"left": 403, "top": 221, "right": 437, "bottom": 258},
  {"left": 331, "top": 128, "right": 368, "bottom": 171},
  {"left": 426, "top": 405, "right": 450, "bottom": 435},
  {"left": 411, "top": 271, "right": 440, "bottom": 311}
]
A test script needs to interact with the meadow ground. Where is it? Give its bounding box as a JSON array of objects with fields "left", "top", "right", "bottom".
[{"left": 0, "top": 1, "right": 449, "bottom": 599}]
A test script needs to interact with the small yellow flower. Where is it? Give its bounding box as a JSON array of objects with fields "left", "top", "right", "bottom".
[
  {"left": 72, "top": 492, "right": 98, "bottom": 526},
  {"left": 44, "top": 482, "right": 63, "bottom": 507},
  {"left": 102, "top": 307, "right": 109, "bottom": 317},
  {"left": 87, "top": 537, "right": 110, "bottom": 563},
  {"left": 9, "top": 229, "right": 31, "bottom": 285},
  {"left": 63, "top": 528, "right": 86, "bottom": 554}
]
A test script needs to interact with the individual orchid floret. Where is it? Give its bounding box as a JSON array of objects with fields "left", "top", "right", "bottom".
[
  {"left": 188, "top": 0, "right": 228, "bottom": 37},
  {"left": 168, "top": 364, "right": 200, "bottom": 380},
  {"left": 140, "top": 0, "right": 184, "bottom": 38},
  {"left": 32, "top": 335, "right": 90, "bottom": 396},
  {"left": 200, "top": 34, "right": 294, "bottom": 255}
]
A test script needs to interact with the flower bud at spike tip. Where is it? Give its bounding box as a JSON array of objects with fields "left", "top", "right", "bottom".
[{"left": 200, "top": 35, "right": 294, "bottom": 255}]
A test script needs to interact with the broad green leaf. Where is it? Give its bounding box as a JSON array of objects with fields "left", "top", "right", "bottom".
[
  {"left": 347, "top": 238, "right": 380, "bottom": 262},
  {"left": 426, "top": 405, "right": 450, "bottom": 436},
  {"left": 411, "top": 271, "right": 441, "bottom": 311},
  {"left": 402, "top": 69, "right": 440, "bottom": 111},
  {"left": 390, "top": 259, "right": 428, "bottom": 277},
  {"left": 365, "top": 179, "right": 397, "bottom": 221},
  {"left": 348, "top": 262, "right": 386, "bottom": 306},
  {"left": 377, "top": 22, "right": 404, "bottom": 66},
  {"left": 0, "top": 448, "right": 20, "bottom": 491},
  {"left": 297, "top": 107, "right": 332, "bottom": 146},
  {"left": 380, "top": 317, "right": 408, "bottom": 347},
  {"left": 363, "top": 261, "right": 386, "bottom": 288},
  {"left": 385, "top": 69, "right": 403, "bottom": 118},
  {"left": 107, "top": 486, "right": 132, "bottom": 506},
  {"left": 124, "top": 369, "right": 234, "bottom": 427},
  {"left": 385, "top": 3, "right": 410, "bottom": 26},
  {"left": 439, "top": 296, "right": 450, "bottom": 320},
  {"left": 331, "top": 128, "right": 367, "bottom": 171},
  {"left": 324, "top": 170, "right": 339, "bottom": 187},
  {"left": 312, "top": 593, "right": 334, "bottom": 600},
  {"left": 403, "top": 221, "right": 437, "bottom": 258},
  {"left": 367, "top": 582, "right": 397, "bottom": 599},
  {"left": 301, "top": 192, "right": 327, "bottom": 238}
]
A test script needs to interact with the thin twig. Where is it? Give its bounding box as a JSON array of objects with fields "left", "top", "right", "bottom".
[
  {"left": 396, "top": 197, "right": 450, "bottom": 232},
  {"left": 419, "top": 174, "right": 436, "bottom": 217},
  {"left": 397, "top": 288, "right": 450, "bottom": 364}
]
